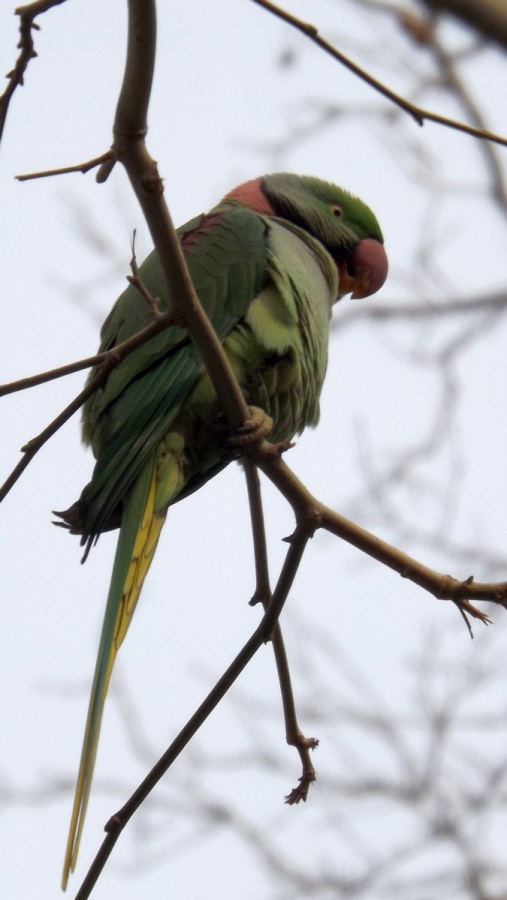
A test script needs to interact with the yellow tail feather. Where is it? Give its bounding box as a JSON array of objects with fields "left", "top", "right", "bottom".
[
  {"left": 61, "top": 463, "right": 166, "bottom": 890},
  {"left": 115, "top": 488, "right": 166, "bottom": 651}
]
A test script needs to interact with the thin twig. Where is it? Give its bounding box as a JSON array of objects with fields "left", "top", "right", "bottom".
[
  {"left": 0, "top": 307, "right": 180, "bottom": 501},
  {"left": 0, "top": 354, "right": 110, "bottom": 398},
  {"left": 127, "top": 238, "right": 162, "bottom": 317},
  {"left": 250, "top": 446, "right": 503, "bottom": 623},
  {"left": 0, "top": 382, "right": 96, "bottom": 504},
  {"left": 244, "top": 459, "right": 272, "bottom": 606},
  {"left": 244, "top": 461, "right": 318, "bottom": 803},
  {"left": 251, "top": 0, "right": 507, "bottom": 148},
  {"left": 15, "top": 152, "right": 114, "bottom": 182},
  {"left": 0, "top": 0, "right": 68, "bottom": 144}
]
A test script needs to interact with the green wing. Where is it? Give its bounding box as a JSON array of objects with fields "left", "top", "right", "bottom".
[{"left": 79, "top": 205, "right": 269, "bottom": 542}]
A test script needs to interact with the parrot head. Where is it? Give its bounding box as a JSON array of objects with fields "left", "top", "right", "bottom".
[{"left": 227, "top": 172, "right": 388, "bottom": 300}]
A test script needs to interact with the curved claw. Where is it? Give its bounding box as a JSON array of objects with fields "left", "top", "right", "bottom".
[{"left": 229, "top": 406, "right": 274, "bottom": 447}]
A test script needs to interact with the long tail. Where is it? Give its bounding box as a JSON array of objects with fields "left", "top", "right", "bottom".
[{"left": 61, "top": 457, "right": 166, "bottom": 890}]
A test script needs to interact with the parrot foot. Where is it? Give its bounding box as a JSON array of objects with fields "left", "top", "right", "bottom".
[
  {"left": 52, "top": 502, "right": 84, "bottom": 534},
  {"left": 229, "top": 406, "right": 273, "bottom": 446}
]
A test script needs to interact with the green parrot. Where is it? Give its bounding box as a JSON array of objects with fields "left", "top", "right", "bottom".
[{"left": 56, "top": 172, "right": 387, "bottom": 888}]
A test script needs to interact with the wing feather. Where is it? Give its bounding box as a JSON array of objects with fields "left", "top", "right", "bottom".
[{"left": 79, "top": 206, "right": 268, "bottom": 540}]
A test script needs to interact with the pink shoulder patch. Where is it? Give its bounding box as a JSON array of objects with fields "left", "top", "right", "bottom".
[
  {"left": 180, "top": 213, "right": 222, "bottom": 251},
  {"left": 225, "top": 177, "right": 275, "bottom": 215}
]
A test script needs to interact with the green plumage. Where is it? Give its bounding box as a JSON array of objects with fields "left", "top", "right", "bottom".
[
  {"left": 58, "top": 173, "right": 387, "bottom": 888},
  {"left": 79, "top": 205, "right": 269, "bottom": 539}
]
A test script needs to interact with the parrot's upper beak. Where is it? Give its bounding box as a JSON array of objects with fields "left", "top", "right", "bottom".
[{"left": 337, "top": 238, "right": 388, "bottom": 300}]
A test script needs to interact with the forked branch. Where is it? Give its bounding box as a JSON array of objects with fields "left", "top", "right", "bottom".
[
  {"left": 252, "top": 449, "right": 503, "bottom": 627},
  {"left": 244, "top": 461, "right": 318, "bottom": 804}
]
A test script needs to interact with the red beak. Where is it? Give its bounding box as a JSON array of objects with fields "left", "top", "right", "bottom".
[{"left": 337, "top": 238, "right": 388, "bottom": 300}]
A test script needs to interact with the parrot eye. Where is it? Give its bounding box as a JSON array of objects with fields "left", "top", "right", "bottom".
[{"left": 329, "top": 203, "right": 345, "bottom": 218}]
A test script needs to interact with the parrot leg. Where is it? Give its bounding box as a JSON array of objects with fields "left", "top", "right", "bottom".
[
  {"left": 230, "top": 406, "right": 274, "bottom": 446},
  {"left": 211, "top": 405, "right": 273, "bottom": 447}
]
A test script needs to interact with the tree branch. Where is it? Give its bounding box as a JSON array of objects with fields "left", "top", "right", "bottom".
[
  {"left": 101, "top": 2, "right": 251, "bottom": 435},
  {"left": 244, "top": 461, "right": 318, "bottom": 804},
  {"left": 251, "top": 0, "right": 507, "bottom": 148},
  {"left": 0, "top": 0, "right": 67, "bottom": 144},
  {"left": 15, "top": 152, "right": 113, "bottom": 182},
  {"left": 0, "top": 301, "right": 184, "bottom": 502},
  {"left": 251, "top": 447, "right": 504, "bottom": 627}
]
